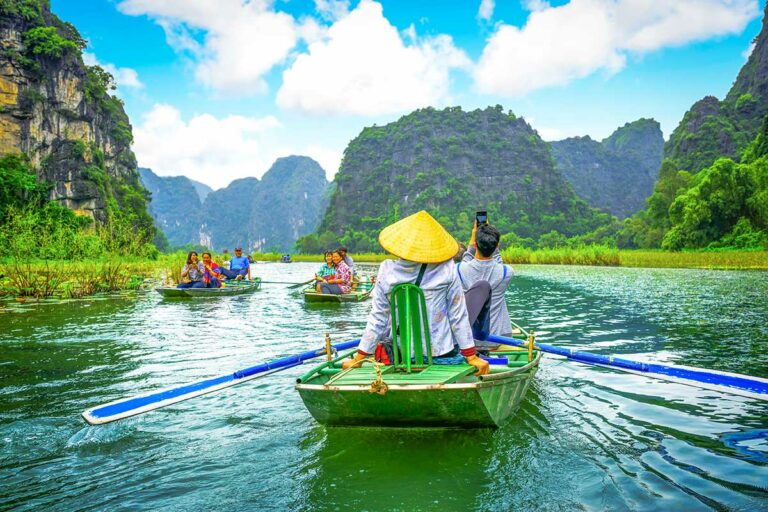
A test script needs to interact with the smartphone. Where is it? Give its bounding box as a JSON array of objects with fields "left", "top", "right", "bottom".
[{"left": 475, "top": 210, "right": 488, "bottom": 226}]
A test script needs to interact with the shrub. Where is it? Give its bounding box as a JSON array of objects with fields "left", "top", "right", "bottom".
[{"left": 22, "top": 26, "right": 80, "bottom": 59}]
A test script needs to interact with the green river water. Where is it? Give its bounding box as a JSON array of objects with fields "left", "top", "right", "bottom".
[{"left": 1, "top": 263, "right": 767, "bottom": 511}]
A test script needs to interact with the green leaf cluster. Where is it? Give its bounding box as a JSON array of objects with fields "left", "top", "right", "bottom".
[{"left": 22, "top": 26, "right": 81, "bottom": 59}]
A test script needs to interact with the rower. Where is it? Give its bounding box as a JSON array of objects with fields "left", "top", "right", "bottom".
[{"left": 342, "top": 210, "right": 489, "bottom": 375}]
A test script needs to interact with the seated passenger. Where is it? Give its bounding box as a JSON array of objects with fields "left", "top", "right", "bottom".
[
  {"left": 342, "top": 210, "right": 489, "bottom": 376},
  {"left": 314, "top": 251, "right": 335, "bottom": 283},
  {"left": 177, "top": 251, "right": 205, "bottom": 288},
  {"left": 219, "top": 247, "right": 250, "bottom": 280},
  {"left": 316, "top": 250, "right": 351, "bottom": 294},
  {"left": 338, "top": 246, "right": 356, "bottom": 276},
  {"left": 201, "top": 252, "right": 222, "bottom": 288},
  {"left": 458, "top": 223, "right": 514, "bottom": 350}
]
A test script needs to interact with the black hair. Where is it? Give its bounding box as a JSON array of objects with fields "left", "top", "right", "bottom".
[
  {"left": 337, "top": 246, "right": 348, "bottom": 253},
  {"left": 186, "top": 251, "right": 198, "bottom": 265},
  {"left": 201, "top": 252, "right": 211, "bottom": 258},
  {"left": 475, "top": 224, "right": 500, "bottom": 257}
]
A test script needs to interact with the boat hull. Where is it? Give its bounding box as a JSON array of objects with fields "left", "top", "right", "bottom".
[
  {"left": 303, "top": 288, "right": 371, "bottom": 303},
  {"left": 296, "top": 352, "right": 540, "bottom": 428},
  {"left": 155, "top": 279, "right": 261, "bottom": 298}
]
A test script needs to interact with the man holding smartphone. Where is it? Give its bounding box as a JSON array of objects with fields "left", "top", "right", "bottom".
[{"left": 457, "top": 214, "right": 515, "bottom": 350}]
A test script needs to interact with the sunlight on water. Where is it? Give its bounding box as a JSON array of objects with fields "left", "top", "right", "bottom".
[{"left": 1, "top": 263, "right": 766, "bottom": 510}]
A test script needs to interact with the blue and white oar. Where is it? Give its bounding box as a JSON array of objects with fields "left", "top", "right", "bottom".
[
  {"left": 82, "top": 339, "right": 361, "bottom": 425},
  {"left": 487, "top": 334, "right": 768, "bottom": 401}
]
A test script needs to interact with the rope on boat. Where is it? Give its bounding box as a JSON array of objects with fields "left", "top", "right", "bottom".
[{"left": 368, "top": 360, "right": 389, "bottom": 395}]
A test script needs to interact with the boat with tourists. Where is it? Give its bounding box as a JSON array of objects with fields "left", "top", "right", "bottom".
[
  {"left": 302, "top": 280, "right": 374, "bottom": 303},
  {"left": 155, "top": 278, "right": 262, "bottom": 298}
]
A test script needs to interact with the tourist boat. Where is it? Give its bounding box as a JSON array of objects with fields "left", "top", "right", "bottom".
[
  {"left": 296, "top": 330, "right": 540, "bottom": 428},
  {"left": 155, "top": 278, "right": 262, "bottom": 298},
  {"left": 302, "top": 282, "right": 374, "bottom": 303}
]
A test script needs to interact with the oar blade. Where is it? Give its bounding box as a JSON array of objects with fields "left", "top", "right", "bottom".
[
  {"left": 82, "top": 374, "right": 235, "bottom": 425},
  {"left": 487, "top": 335, "right": 768, "bottom": 401},
  {"left": 82, "top": 339, "right": 362, "bottom": 425}
]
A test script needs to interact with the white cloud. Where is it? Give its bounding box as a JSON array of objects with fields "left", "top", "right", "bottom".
[
  {"left": 314, "top": 0, "right": 350, "bottom": 21},
  {"left": 476, "top": 0, "right": 759, "bottom": 96},
  {"left": 478, "top": 0, "right": 495, "bottom": 21},
  {"left": 132, "top": 104, "right": 283, "bottom": 186},
  {"left": 522, "top": 0, "right": 550, "bottom": 12},
  {"left": 303, "top": 144, "right": 343, "bottom": 181},
  {"left": 83, "top": 53, "right": 143, "bottom": 90},
  {"left": 118, "top": 0, "right": 298, "bottom": 94},
  {"left": 277, "top": 0, "right": 470, "bottom": 116}
]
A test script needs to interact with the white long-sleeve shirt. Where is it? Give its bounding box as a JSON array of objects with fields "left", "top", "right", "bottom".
[
  {"left": 359, "top": 259, "right": 476, "bottom": 357},
  {"left": 459, "top": 245, "right": 514, "bottom": 339}
]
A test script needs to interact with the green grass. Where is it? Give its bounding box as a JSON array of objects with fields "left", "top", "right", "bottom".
[
  {"left": 3, "top": 248, "right": 763, "bottom": 300},
  {"left": 500, "top": 246, "right": 768, "bottom": 270}
]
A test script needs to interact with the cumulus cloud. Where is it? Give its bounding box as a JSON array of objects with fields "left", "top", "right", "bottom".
[
  {"left": 132, "top": 105, "right": 344, "bottom": 186},
  {"left": 476, "top": 0, "right": 759, "bottom": 96},
  {"left": 83, "top": 53, "right": 143, "bottom": 90},
  {"left": 132, "top": 104, "right": 283, "bottom": 186},
  {"left": 118, "top": 0, "right": 297, "bottom": 94},
  {"left": 277, "top": 0, "right": 470, "bottom": 116},
  {"left": 478, "top": 0, "right": 495, "bottom": 21}
]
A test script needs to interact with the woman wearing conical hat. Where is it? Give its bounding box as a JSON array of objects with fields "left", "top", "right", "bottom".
[{"left": 342, "top": 211, "right": 490, "bottom": 376}]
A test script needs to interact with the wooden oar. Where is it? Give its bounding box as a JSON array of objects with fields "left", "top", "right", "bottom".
[
  {"left": 487, "top": 334, "right": 768, "bottom": 401},
  {"left": 81, "top": 339, "right": 361, "bottom": 425},
  {"left": 288, "top": 278, "right": 316, "bottom": 289}
]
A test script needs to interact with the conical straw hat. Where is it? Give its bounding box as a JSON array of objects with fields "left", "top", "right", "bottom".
[{"left": 378, "top": 210, "right": 459, "bottom": 263}]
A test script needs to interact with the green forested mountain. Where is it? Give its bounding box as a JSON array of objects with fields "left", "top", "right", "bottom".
[
  {"left": 664, "top": 4, "right": 768, "bottom": 174},
  {"left": 141, "top": 156, "right": 330, "bottom": 252},
  {"left": 303, "top": 106, "right": 611, "bottom": 252},
  {"left": 551, "top": 119, "right": 663, "bottom": 219},
  {"left": 618, "top": 5, "right": 768, "bottom": 250},
  {"left": 0, "top": 0, "right": 156, "bottom": 258}
]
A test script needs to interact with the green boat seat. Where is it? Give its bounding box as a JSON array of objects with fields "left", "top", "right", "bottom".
[{"left": 390, "top": 283, "right": 432, "bottom": 373}]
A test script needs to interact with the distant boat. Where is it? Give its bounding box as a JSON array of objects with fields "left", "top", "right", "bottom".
[
  {"left": 155, "top": 278, "right": 262, "bottom": 298},
  {"left": 279, "top": 254, "right": 293, "bottom": 263}
]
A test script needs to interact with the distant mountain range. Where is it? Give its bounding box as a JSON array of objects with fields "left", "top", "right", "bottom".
[
  {"left": 551, "top": 119, "right": 664, "bottom": 219},
  {"left": 140, "top": 156, "right": 330, "bottom": 252}
]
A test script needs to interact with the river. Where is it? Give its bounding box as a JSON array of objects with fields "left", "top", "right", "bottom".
[{"left": 1, "top": 263, "right": 767, "bottom": 511}]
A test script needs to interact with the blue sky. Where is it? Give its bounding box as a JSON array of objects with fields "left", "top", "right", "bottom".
[{"left": 51, "top": 0, "right": 765, "bottom": 188}]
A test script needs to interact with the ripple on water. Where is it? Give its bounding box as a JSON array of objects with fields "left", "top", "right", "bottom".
[{"left": 0, "top": 263, "right": 767, "bottom": 511}]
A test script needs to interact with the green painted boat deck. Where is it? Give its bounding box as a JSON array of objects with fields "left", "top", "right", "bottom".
[{"left": 327, "top": 364, "right": 477, "bottom": 385}]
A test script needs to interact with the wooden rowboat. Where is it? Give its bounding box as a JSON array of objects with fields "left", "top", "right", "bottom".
[
  {"left": 302, "top": 283, "right": 373, "bottom": 303},
  {"left": 296, "top": 347, "right": 541, "bottom": 428},
  {"left": 155, "top": 278, "right": 262, "bottom": 298}
]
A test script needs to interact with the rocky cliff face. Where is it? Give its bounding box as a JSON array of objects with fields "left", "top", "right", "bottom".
[
  {"left": 664, "top": 3, "right": 768, "bottom": 173},
  {"left": 551, "top": 119, "right": 663, "bottom": 219},
  {"left": 141, "top": 156, "right": 330, "bottom": 252},
  {"left": 317, "top": 106, "right": 610, "bottom": 250},
  {"left": 0, "top": 1, "right": 151, "bottom": 230}
]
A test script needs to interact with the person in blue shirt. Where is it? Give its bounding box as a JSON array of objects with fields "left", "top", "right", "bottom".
[{"left": 219, "top": 247, "right": 251, "bottom": 280}]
